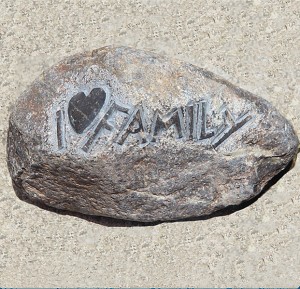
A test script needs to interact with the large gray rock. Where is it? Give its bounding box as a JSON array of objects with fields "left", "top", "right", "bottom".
[{"left": 7, "top": 46, "right": 299, "bottom": 222}]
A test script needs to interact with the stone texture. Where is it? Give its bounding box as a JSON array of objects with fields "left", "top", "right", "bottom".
[{"left": 7, "top": 46, "right": 298, "bottom": 222}]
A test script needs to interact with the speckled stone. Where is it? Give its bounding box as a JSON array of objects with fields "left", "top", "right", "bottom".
[{"left": 7, "top": 46, "right": 299, "bottom": 222}]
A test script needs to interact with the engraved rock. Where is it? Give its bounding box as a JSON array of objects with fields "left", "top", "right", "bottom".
[{"left": 7, "top": 46, "right": 299, "bottom": 222}]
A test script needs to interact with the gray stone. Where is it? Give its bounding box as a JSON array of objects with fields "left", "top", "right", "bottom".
[{"left": 7, "top": 46, "right": 299, "bottom": 222}]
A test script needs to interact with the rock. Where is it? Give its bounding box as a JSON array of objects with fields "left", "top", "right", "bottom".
[{"left": 7, "top": 46, "right": 299, "bottom": 222}]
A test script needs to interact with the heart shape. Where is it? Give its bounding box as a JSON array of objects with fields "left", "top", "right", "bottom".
[{"left": 68, "top": 87, "right": 106, "bottom": 134}]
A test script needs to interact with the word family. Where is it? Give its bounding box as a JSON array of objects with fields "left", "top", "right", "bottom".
[{"left": 56, "top": 88, "right": 252, "bottom": 152}]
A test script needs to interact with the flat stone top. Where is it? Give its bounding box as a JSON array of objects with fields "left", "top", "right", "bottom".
[{"left": 10, "top": 46, "right": 298, "bottom": 157}]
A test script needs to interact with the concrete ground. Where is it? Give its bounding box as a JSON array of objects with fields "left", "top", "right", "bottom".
[{"left": 0, "top": 0, "right": 299, "bottom": 287}]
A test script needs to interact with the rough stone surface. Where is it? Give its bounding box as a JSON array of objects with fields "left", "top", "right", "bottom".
[{"left": 7, "top": 46, "right": 298, "bottom": 222}]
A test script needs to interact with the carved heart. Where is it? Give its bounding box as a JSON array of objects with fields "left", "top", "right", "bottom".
[{"left": 68, "top": 87, "right": 106, "bottom": 134}]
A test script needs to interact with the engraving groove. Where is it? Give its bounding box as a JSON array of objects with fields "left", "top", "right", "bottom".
[
  {"left": 115, "top": 105, "right": 148, "bottom": 145},
  {"left": 199, "top": 101, "right": 215, "bottom": 140},
  {"left": 150, "top": 107, "right": 185, "bottom": 143},
  {"left": 82, "top": 101, "right": 130, "bottom": 152},
  {"left": 212, "top": 111, "right": 252, "bottom": 148},
  {"left": 192, "top": 102, "right": 199, "bottom": 141},
  {"left": 56, "top": 109, "right": 66, "bottom": 150},
  {"left": 55, "top": 87, "right": 253, "bottom": 152},
  {"left": 184, "top": 103, "right": 199, "bottom": 140}
]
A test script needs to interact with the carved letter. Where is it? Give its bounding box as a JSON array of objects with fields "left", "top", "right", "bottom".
[
  {"left": 56, "top": 109, "right": 66, "bottom": 150},
  {"left": 198, "top": 101, "right": 214, "bottom": 140},
  {"left": 150, "top": 107, "right": 185, "bottom": 142},
  {"left": 211, "top": 107, "right": 252, "bottom": 148},
  {"left": 185, "top": 102, "right": 199, "bottom": 141},
  {"left": 115, "top": 105, "right": 148, "bottom": 145},
  {"left": 82, "top": 101, "right": 129, "bottom": 152}
]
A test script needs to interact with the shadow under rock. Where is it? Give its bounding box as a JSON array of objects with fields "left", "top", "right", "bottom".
[{"left": 15, "top": 157, "right": 297, "bottom": 227}]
